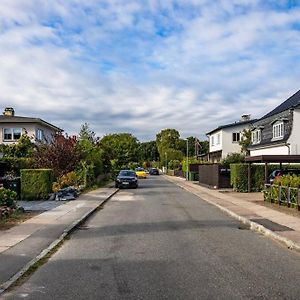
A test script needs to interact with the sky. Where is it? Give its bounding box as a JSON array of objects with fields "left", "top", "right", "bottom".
[{"left": 0, "top": 0, "right": 300, "bottom": 141}]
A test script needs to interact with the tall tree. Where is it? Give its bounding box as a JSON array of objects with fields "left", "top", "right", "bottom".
[
  {"left": 239, "top": 129, "right": 251, "bottom": 155},
  {"left": 138, "top": 141, "right": 159, "bottom": 162},
  {"left": 99, "top": 133, "right": 139, "bottom": 169}
]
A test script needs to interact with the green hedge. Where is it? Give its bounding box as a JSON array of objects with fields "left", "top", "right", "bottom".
[
  {"left": 230, "top": 164, "right": 265, "bottom": 192},
  {"left": 1, "top": 158, "right": 35, "bottom": 175},
  {"left": 21, "top": 169, "right": 54, "bottom": 200}
]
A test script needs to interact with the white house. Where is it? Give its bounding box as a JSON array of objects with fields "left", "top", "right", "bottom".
[
  {"left": 249, "top": 90, "right": 300, "bottom": 156},
  {"left": 0, "top": 107, "right": 62, "bottom": 144},
  {"left": 206, "top": 115, "right": 256, "bottom": 162}
]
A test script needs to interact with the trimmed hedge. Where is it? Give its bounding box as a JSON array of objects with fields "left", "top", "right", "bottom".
[
  {"left": 230, "top": 164, "right": 265, "bottom": 192},
  {"left": 21, "top": 169, "right": 54, "bottom": 200}
]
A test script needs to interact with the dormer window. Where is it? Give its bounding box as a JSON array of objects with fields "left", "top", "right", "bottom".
[
  {"left": 251, "top": 129, "right": 261, "bottom": 144},
  {"left": 272, "top": 121, "right": 284, "bottom": 140}
]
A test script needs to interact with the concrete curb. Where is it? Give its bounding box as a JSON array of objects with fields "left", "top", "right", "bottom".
[
  {"left": 166, "top": 177, "right": 300, "bottom": 253},
  {"left": 0, "top": 188, "right": 119, "bottom": 295}
]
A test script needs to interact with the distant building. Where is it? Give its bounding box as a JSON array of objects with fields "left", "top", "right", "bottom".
[
  {"left": 207, "top": 115, "right": 256, "bottom": 162},
  {"left": 249, "top": 90, "right": 300, "bottom": 156},
  {"left": 0, "top": 107, "right": 62, "bottom": 144}
]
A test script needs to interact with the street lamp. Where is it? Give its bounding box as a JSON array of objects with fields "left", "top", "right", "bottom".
[
  {"left": 165, "top": 152, "right": 168, "bottom": 174},
  {"left": 186, "top": 139, "right": 189, "bottom": 181}
]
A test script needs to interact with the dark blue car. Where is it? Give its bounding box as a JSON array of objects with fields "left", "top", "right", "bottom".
[{"left": 115, "top": 170, "right": 139, "bottom": 188}]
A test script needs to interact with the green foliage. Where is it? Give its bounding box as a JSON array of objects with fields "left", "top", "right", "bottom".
[
  {"left": 181, "top": 156, "right": 212, "bottom": 172},
  {"left": 78, "top": 123, "right": 97, "bottom": 143},
  {"left": 0, "top": 188, "right": 17, "bottom": 207},
  {"left": 239, "top": 129, "right": 251, "bottom": 155},
  {"left": 274, "top": 174, "right": 300, "bottom": 187},
  {"left": 221, "top": 153, "right": 245, "bottom": 168},
  {"left": 138, "top": 141, "right": 159, "bottom": 162},
  {"left": 0, "top": 134, "right": 34, "bottom": 158},
  {"left": 230, "top": 164, "right": 248, "bottom": 192},
  {"left": 21, "top": 169, "right": 54, "bottom": 200},
  {"left": 100, "top": 133, "right": 139, "bottom": 170},
  {"left": 1, "top": 157, "right": 35, "bottom": 175},
  {"left": 168, "top": 159, "right": 181, "bottom": 170},
  {"left": 52, "top": 171, "right": 79, "bottom": 192},
  {"left": 230, "top": 163, "right": 265, "bottom": 192}
]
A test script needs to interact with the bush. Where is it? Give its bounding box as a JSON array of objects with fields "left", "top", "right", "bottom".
[
  {"left": 230, "top": 163, "right": 265, "bottom": 192},
  {"left": 52, "top": 171, "right": 79, "bottom": 192},
  {"left": 21, "top": 169, "right": 54, "bottom": 200},
  {"left": 221, "top": 153, "right": 245, "bottom": 168},
  {"left": 1, "top": 157, "right": 35, "bottom": 175},
  {"left": 0, "top": 188, "right": 17, "bottom": 207}
]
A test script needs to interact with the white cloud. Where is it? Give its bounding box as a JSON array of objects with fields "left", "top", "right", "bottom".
[{"left": 0, "top": 1, "right": 300, "bottom": 141}]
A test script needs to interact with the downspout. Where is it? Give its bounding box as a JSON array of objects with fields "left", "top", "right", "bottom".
[{"left": 285, "top": 143, "right": 291, "bottom": 155}]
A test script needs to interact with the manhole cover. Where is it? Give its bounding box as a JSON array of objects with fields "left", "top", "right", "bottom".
[{"left": 250, "top": 218, "right": 294, "bottom": 232}]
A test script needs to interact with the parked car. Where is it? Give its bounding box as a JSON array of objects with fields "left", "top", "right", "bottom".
[
  {"left": 149, "top": 168, "right": 159, "bottom": 175},
  {"left": 115, "top": 170, "right": 138, "bottom": 188},
  {"left": 269, "top": 169, "right": 300, "bottom": 184},
  {"left": 135, "top": 167, "right": 147, "bottom": 179}
]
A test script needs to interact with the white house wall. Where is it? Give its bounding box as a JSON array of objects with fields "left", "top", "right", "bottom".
[
  {"left": 0, "top": 123, "right": 56, "bottom": 144},
  {"left": 287, "top": 108, "right": 300, "bottom": 155},
  {"left": 209, "top": 130, "right": 222, "bottom": 153},
  {"left": 250, "top": 146, "right": 289, "bottom": 156}
]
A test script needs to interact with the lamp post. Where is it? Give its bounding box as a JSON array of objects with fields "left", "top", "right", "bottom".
[
  {"left": 165, "top": 152, "right": 167, "bottom": 174},
  {"left": 186, "top": 139, "right": 189, "bottom": 181}
]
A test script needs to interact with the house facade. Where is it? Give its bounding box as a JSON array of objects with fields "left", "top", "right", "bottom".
[
  {"left": 0, "top": 107, "right": 62, "bottom": 144},
  {"left": 249, "top": 90, "right": 300, "bottom": 156},
  {"left": 206, "top": 115, "right": 256, "bottom": 162}
]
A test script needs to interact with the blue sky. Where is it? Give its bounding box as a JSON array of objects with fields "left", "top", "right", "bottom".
[{"left": 1, "top": 0, "right": 300, "bottom": 141}]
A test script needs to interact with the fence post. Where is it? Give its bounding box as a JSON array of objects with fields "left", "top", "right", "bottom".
[
  {"left": 287, "top": 187, "right": 291, "bottom": 207},
  {"left": 278, "top": 185, "right": 282, "bottom": 205}
]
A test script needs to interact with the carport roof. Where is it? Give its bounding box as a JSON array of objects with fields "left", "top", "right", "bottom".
[{"left": 245, "top": 155, "right": 300, "bottom": 163}]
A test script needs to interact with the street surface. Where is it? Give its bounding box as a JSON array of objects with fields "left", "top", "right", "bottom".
[{"left": 3, "top": 176, "right": 300, "bottom": 299}]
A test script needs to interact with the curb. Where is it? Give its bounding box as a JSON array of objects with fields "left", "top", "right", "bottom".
[
  {"left": 166, "top": 176, "right": 300, "bottom": 253},
  {"left": 0, "top": 188, "right": 119, "bottom": 295}
]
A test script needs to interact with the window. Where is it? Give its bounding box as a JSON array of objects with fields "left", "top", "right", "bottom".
[
  {"left": 232, "top": 132, "right": 240, "bottom": 142},
  {"left": 272, "top": 122, "right": 284, "bottom": 140},
  {"left": 217, "top": 133, "right": 220, "bottom": 145},
  {"left": 211, "top": 136, "right": 215, "bottom": 146},
  {"left": 36, "top": 129, "right": 44, "bottom": 141},
  {"left": 3, "top": 128, "right": 22, "bottom": 141},
  {"left": 251, "top": 130, "right": 261, "bottom": 144}
]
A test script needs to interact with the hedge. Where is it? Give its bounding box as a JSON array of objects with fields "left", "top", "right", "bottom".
[
  {"left": 0, "top": 158, "right": 35, "bottom": 175},
  {"left": 21, "top": 169, "right": 54, "bottom": 200},
  {"left": 230, "top": 164, "right": 265, "bottom": 192}
]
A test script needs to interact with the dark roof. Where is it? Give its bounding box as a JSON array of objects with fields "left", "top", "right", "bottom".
[
  {"left": 206, "top": 119, "right": 257, "bottom": 136},
  {"left": 245, "top": 155, "right": 300, "bottom": 163},
  {"left": 261, "top": 89, "right": 300, "bottom": 120},
  {"left": 0, "top": 115, "right": 63, "bottom": 132}
]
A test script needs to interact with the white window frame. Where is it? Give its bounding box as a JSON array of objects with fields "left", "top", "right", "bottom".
[
  {"left": 3, "top": 128, "right": 22, "bottom": 141},
  {"left": 232, "top": 132, "right": 240, "bottom": 143},
  {"left": 217, "top": 133, "right": 220, "bottom": 145},
  {"left": 272, "top": 121, "right": 284, "bottom": 140},
  {"left": 211, "top": 136, "right": 215, "bottom": 146},
  {"left": 36, "top": 128, "right": 44, "bottom": 141},
  {"left": 251, "top": 129, "right": 261, "bottom": 144}
]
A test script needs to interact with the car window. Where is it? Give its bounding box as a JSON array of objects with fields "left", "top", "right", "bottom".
[{"left": 119, "top": 170, "right": 135, "bottom": 176}]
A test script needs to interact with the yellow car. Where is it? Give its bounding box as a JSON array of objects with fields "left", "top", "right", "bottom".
[{"left": 135, "top": 167, "right": 147, "bottom": 179}]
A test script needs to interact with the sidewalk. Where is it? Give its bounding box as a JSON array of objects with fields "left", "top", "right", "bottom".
[
  {"left": 165, "top": 175, "right": 300, "bottom": 252},
  {"left": 0, "top": 186, "right": 118, "bottom": 294}
]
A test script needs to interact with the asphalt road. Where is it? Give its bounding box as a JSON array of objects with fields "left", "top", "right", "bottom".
[{"left": 3, "top": 176, "right": 300, "bottom": 299}]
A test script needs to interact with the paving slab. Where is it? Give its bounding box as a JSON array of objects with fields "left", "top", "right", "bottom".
[{"left": 0, "top": 186, "right": 118, "bottom": 294}]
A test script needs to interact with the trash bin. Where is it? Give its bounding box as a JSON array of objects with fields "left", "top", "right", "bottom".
[{"left": 3, "top": 177, "right": 21, "bottom": 198}]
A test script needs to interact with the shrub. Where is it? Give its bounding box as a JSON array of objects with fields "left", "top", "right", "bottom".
[
  {"left": 221, "top": 153, "right": 245, "bottom": 168},
  {"left": 230, "top": 163, "right": 265, "bottom": 192},
  {"left": 52, "top": 171, "right": 79, "bottom": 192},
  {"left": 0, "top": 188, "right": 17, "bottom": 207},
  {"left": 1, "top": 157, "right": 35, "bottom": 175},
  {"left": 21, "top": 169, "right": 54, "bottom": 200}
]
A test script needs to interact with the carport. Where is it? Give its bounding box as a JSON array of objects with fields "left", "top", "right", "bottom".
[{"left": 245, "top": 155, "right": 300, "bottom": 192}]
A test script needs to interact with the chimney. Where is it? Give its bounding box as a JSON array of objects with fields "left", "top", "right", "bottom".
[
  {"left": 3, "top": 107, "right": 15, "bottom": 116},
  {"left": 240, "top": 114, "right": 250, "bottom": 122}
]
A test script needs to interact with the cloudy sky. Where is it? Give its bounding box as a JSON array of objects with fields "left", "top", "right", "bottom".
[{"left": 0, "top": 0, "right": 300, "bottom": 141}]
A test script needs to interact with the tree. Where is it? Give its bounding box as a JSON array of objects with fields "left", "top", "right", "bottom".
[
  {"left": 239, "top": 129, "right": 251, "bottom": 155},
  {"left": 99, "top": 133, "right": 139, "bottom": 170},
  {"left": 138, "top": 141, "right": 159, "bottom": 162},
  {"left": 34, "top": 134, "right": 81, "bottom": 178},
  {"left": 78, "top": 123, "right": 97, "bottom": 143},
  {"left": 0, "top": 134, "right": 34, "bottom": 158}
]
